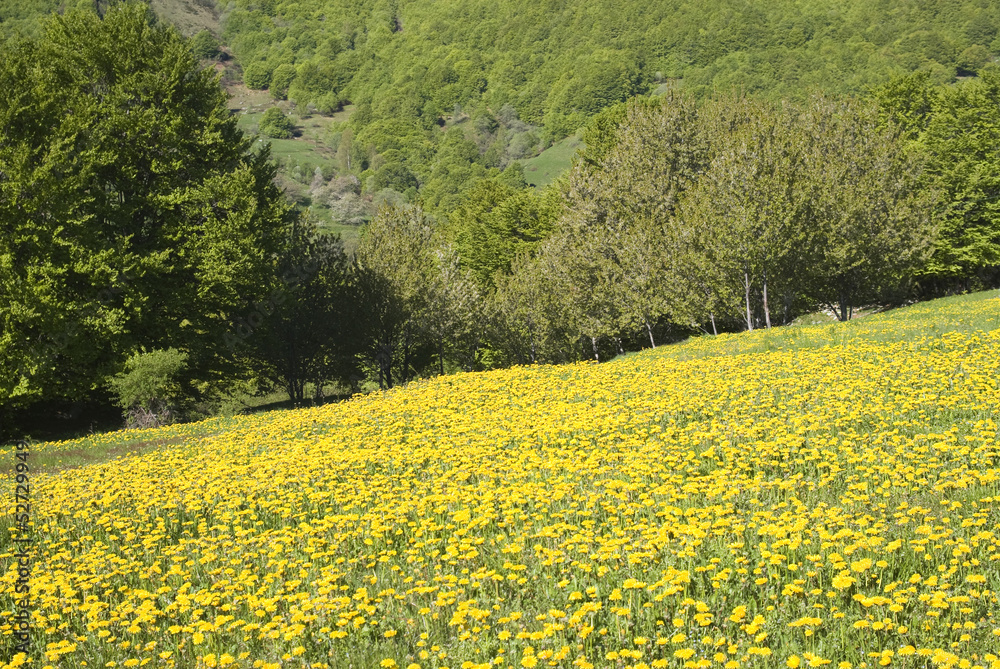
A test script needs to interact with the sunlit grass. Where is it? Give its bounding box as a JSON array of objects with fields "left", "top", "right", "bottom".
[
  {"left": 520, "top": 134, "right": 584, "bottom": 188},
  {"left": 2, "top": 292, "right": 1000, "bottom": 669}
]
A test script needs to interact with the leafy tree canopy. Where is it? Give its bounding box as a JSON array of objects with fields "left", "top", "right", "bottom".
[
  {"left": 0, "top": 2, "right": 297, "bottom": 408},
  {"left": 259, "top": 106, "right": 296, "bottom": 138},
  {"left": 875, "top": 66, "right": 1000, "bottom": 291}
]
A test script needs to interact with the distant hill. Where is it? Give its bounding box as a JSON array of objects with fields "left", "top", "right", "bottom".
[{"left": 5, "top": 0, "right": 999, "bottom": 220}]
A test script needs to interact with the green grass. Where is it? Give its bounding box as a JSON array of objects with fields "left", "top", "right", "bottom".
[
  {"left": 519, "top": 133, "right": 584, "bottom": 188},
  {"left": 0, "top": 415, "right": 247, "bottom": 475},
  {"left": 148, "top": 0, "right": 219, "bottom": 37},
  {"left": 650, "top": 290, "right": 1000, "bottom": 365}
]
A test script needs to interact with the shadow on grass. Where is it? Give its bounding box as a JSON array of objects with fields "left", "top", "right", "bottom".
[
  {"left": 244, "top": 391, "right": 353, "bottom": 415},
  {"left": 1, "top": 397, "right": 122, "bottom": 447}
]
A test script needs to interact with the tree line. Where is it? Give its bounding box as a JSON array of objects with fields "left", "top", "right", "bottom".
[{"left": 2, "top": 4, "right": 999, "bottom": 437}]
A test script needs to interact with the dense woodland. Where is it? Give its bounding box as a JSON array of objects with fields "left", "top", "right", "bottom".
[
  {"left": 1, "top": 1, "right": 999, "bottom": 439},
  {"left": 230, "top": 0, "right": 999, "bottom": 213},
  {"left": 5, "top": 0, "right": 1000, "bottom": 216}
]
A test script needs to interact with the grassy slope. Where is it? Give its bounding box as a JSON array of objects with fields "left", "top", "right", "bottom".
[
  {"left": 653, "top": 291, "right": 1000, "bottom": 363},
  {"left": 4, "top": 291, "right": 1000, "bottom": 668},
  {"left": 230, "top": 92, "right": 361, "bottom": 244},
  {"left": 17, "top": 289, "right": 999, "bottom": 466},
  {"left": 520, "top": 133, "right": 585, "bottom": 188},
  {"left": 148, "top": 0, "right": 218, "bottom": 37}
]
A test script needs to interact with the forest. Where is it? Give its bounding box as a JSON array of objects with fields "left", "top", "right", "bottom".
[
  {"left": 5, "top": 0, "right": 999, "bottom": 218},
  {"left": 225, "top": 0, "right": 999, "bottom": 215},
  {"left": 1, "top": 1, "right": 999, "bottom": 439}
]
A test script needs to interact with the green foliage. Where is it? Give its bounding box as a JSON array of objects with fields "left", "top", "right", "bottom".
[
  {"left": 683, "top": 95, "right": 932, "bottom": 325},
  {"left": 108, "top": 348, "right": 187, "bottom": 427},
  {"left": 259, "top": 106, "right": 295, "bottom": 138},
  {"left": 4, "top": 0, "right": 1000, "bottom": 397},
  {"left": 196, "top": 0, "right": 998, "bottom": 215},
  {"left": 270, "top": 62, "right": 297, "bottom": 99},
  {"left": 876, "top": 67, "right": 1000, "bottom": 292},
  {"left": 8, "top": 0, "right": 1000, "bottom": 219},
  {"left": 489, "top": 90, "right": 935, "bottom": 365},
  {"left": 242, "top": 60, "right": 272, "bottom": 89},
  {"left": 353, "top": 205, "right": 436, "bottom": 388},
  {"left": 248, "top": 219, "right": 359, "bottom": 402},
  {"left": 920, "top": 68, "right": 1000, "bottom": 289},
  {"left": 189, "top": 29, "right": 220, "bottom": 60},
  {"left": 0, "top": 3, "right": 296, "bottom": 408},
  {"left": 353, "top": 204, "right": 484, "bottom": 386},
  {"left": 577, "top": 101, "right": 629, "bottom": 170},
  {"left": 447, "top": 180, "right": 562, "bottom": 289}
]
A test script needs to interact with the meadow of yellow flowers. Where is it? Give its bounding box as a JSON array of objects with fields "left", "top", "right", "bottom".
[{"left": 3, "top": 293, "right": 1000, "bottom": 669}]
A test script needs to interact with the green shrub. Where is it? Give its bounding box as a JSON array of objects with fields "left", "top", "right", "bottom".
[
  {"left": 270, "top": 62, "right": 297, "bottom": 99},
  {"left": 109, "top": 348, "right": 187, "bottom": 428},
  {"left": 189, "top": 29, "right": 220, "bottom": 60},
  {"left": 259, "top": 106, "right": 295, "bottom": 138},
  {"left": 315, "top": 92, "right": 342, "bottom": 115},
  {"left": 242, "top": 60, "right": 272, "bottom": 89}
]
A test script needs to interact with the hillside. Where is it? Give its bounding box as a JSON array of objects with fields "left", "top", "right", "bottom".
[
  {"left": 4, "top": 291, "right": 1000, "bottom": 668},
  {"left": 213, "top": 0, "right": 1000, "bottom": 216},
  {"left": 5, "top": 0, "right": 999, "bottom": 226}
]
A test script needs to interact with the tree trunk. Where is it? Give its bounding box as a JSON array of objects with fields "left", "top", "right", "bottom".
[
  {"left": 528, "top": 319, "right": 537, "bottom": 364},
  {"left": 401, "top": 323, "right": 412, "bottom": 384},
  {"left": 645, "top": 321, "right": 656, "bottom": 348},
  {"left": 710, "top": 313, "right": 718, "bottom": 336},
  {"left": 377, "top": 339, "right": 392, "bottom": 389},
  {"left": 838, "top": 291, "right": 849, "bottom": 322},
  {"left": 615, "top": 337, "right": 624, "bottom": 356},
  {"left": 744, "top": 269, "right": 754, "bottom": 331},
  {"left": 762, "top": 268, "right": 771, "bottom": 329},
  {"left": 591, "top": 336, "right": 599, "bottom": 362},
  {"left": 439, "top": 338, "right": 445, "bottom": 376}
]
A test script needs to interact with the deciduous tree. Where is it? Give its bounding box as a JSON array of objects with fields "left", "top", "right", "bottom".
[{"left": 0, "top": 3, "right": 295, "bottom": 408}]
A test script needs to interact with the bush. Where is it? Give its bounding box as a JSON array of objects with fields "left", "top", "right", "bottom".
[
  {"left": 189, "top": 30, "right": 220, "bottom": 60},
  {"left": 270, "top": 62, "right": 297, "bottom": 99},
  {"left": 242, "top": 60, "right": 272, "bottom": 89},
  {"left": 315, "top": 92, "right": 342, "bottom": 115},
  {"left": 108, "top": 348, "right": 187, "bottom": 428},
  {"left": 259, "top": 106, "right": 295, "bottom": 138}
]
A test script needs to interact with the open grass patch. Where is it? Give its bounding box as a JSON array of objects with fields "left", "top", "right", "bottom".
[{"left": 520, "top": 133, "right": 584, "bottom": 188}]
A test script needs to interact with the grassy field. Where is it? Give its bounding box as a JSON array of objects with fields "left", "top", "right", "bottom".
[
  {"left": 3, "top": 291, "right": 1000, "bottom": 669},
  {"left": 148, "top": 0, "right": 219, "bottom": 37},
  {"left": 520, "top": 134, "right": 585, "bottom": 188},
  {"left": 229, "top": 92, "right": 361, "bottom": 246}
]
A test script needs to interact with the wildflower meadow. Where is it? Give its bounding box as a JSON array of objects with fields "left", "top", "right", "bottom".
[{"left": 3, "top": 292, "right": 1000, "bottom": 669}]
